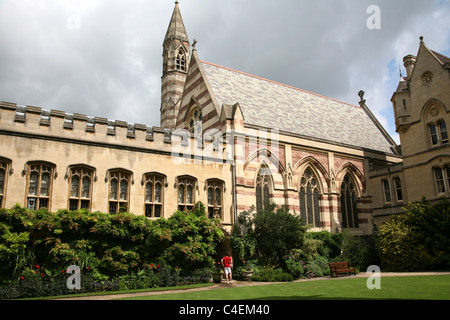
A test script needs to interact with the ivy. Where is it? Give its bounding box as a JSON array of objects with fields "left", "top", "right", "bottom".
[{"left": 0, "top": 202, "right": 224, "bottom": 285}]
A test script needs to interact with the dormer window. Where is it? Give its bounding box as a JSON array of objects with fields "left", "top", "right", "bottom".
[{"left": 176, "top": 49, "right": 186, "bottom": 71}]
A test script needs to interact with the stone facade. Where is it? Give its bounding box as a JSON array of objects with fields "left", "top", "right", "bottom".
[
  {"left": 0, "top": 102, "right": 234, "bottom": 228},
  {"left": 369, "top": 37, "right": 450, "bottom": 225},
  {"left": 1, "top": 2, "right": 430, "bottom": 236}
]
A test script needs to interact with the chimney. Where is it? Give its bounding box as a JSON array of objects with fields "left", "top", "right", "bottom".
[{"left": 403, "top": 55, "right": 416, "bottom": 78}]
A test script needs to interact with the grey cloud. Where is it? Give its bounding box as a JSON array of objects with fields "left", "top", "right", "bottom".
[{"left": 0, "top": 0, "right": 449, "bottom": 142}]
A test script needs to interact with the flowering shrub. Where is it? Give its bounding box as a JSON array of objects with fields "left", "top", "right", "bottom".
[
  {"left": 304, "top": 263, "right": 323, "bottom": 279},
  {"left": 284, "top": 252, "right": 304, "bottom": 279}
]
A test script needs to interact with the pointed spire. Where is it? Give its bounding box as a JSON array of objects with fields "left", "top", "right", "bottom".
[{"left": 164, "top": 1, "right": 189, "bottom": 43}]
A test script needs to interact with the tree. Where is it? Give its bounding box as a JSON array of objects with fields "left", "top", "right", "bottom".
[
  {"left": 232, "top": 203, "right": 306, "bottom": 267},
  {"left": 376, "top": 198, "right": 450, "bottom": 271}
]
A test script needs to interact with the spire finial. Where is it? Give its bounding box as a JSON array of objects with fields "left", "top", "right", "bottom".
[
  {"left": 420, "top": 36, "right": 424, "bottom": 44},
  {"left": 358, "top": 90, "right": 366, "bottom": 106}
]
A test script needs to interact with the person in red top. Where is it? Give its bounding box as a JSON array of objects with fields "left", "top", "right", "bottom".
[{"left": 221, "top": 252, "right": 233, "bottom": 284}]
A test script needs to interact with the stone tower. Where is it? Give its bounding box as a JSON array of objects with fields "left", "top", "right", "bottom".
[{"left": 160, "top": 1, "right": 190, "bottom": 130}]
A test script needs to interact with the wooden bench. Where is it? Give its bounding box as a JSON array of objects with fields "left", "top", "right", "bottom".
[{"left": 328, "top": 262, "right": 356, "bottom": 278}]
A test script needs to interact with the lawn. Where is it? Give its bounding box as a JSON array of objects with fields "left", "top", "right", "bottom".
[{"left": 117, "top": 275, "right": 450, "bottom": 300}]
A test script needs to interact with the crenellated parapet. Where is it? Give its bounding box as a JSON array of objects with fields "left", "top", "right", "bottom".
[{"left": 0, "top": 101, "right": 228, "bottom": 163}]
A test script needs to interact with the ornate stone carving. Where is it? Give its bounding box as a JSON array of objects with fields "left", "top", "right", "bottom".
[
  {"left": 422, "top": 71, "right": 433, "bottom": 85},
  {"left": 430, "top": 107, "right": 439, "bottom": 117}
]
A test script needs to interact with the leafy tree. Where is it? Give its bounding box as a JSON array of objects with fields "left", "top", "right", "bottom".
[
  {"left": 232, "top": 203, "right": 306, "bottom": 267},
  {"left": 376, "top": 198, "right": 450, "bottom": 271}
]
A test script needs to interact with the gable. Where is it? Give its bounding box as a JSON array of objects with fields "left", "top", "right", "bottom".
[
  {"left": 409, "top": 45, "right": 448, "bottom": 84},
  {"left": 176, "top": 51, "right": 221, "bottom": 133}
]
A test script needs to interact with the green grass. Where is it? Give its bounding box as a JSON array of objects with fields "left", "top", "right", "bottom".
[
  {"left": 117, "top": 275, "right": 450, "bottom": 300},
  {"left": 20, "top": 283, "right": 214, "bottom": 300}
]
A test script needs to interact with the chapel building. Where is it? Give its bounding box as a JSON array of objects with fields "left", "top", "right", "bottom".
[{"left": 2, "top": 2, "right": 445, "bottom": 235}]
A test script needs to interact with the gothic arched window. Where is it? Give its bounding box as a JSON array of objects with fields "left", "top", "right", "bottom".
[
  {"left": 340, "top": 173, "right": 359, "bottom": 229},
  {"left": 177, "top": 176, "right": 196, "bottom": 212},
  {"left": 299, "top": 168, "right": 321, "bottom": 227},
  {"left": 26, "top": 162, "right": 55, "bottom": 210},
  {"left": 176, "top": 49, "right": 186, "bottom": 71},
  {"left": 188, "top": 108, "right": 202, "bottom": 136},
  {"left": 108, "top": 170, "right": 131, "bottom": 214},
  {"left": 144, "top": 173, "right": 165, "bottom": 218},
  {"left": 69, "top": 166, "right": 94, "bottom": 211},
  {"left": 206, "top": 179, "right": 224, "bottom": 219},
  {"left": 256, "top": 166, "right": 271, "bottom": 212}
]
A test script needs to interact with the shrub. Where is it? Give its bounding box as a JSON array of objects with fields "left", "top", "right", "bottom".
[
  {"left": 312, "top": 256, "right": 330, "bottom": 277},
  {"left": 285, "top": 258, "right": 304, "bottom": 279},
  {"left": 0, "top": 202, "right": 225, "bottom": 298},
  {"left": 157, "top": 265, "right": 180, "bottom": 287},
  {"left": 117, "top": 269, "right": 160, "bottom": 291},
  {"left": 252, "top": 267, "right": 293, "bottom": 282},
  {"left": 231, "top": 204, "right": 306, "bottom": 267},
  {"left": 340, "top": 230, "right": 374, "bottom": 271},
  {"left": 296, "top": 238, "right": 322, "bottom": 263},
  {"left": 306, "top": 231, "right": 343, "bottom": 260},
  {"left": 190, "top": 268, "right": 213, "bottom": 284},
  {"left": 376, "top": 198, "right": 450, "bottom": 271},
  {"left": 304, "top": 263, "right": 323, "bottom": 279}
]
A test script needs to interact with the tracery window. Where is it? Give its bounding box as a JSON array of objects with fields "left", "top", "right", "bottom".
[
  {"left": 299, "top": 168, "right": 321, "bottom": 228},
  {"left": 207, "top": 179, "right": 223, "bottom": 219},
  {"left": 177, "top": 176, "right": 196, "bottom": 212},
  {"left": 68, "top": 167, "right": 94, "bottom": 211},
  {"left": 188, "top": 108, "right": 202, "bottom": 136},
  {"left": 340, "top": 173, "right": 359, "bottom": 229},
  {"left": 144, "top": 173, "right": 165, "bottom": 218},
  {"left": 256, "top": 166, "right": 271, "bottom": 212},
  {"left": 176, "top": 49, "right": 186, "bottom": 71},
  {"left": 108, "top": 170, "right": 131, "bottom": 214},
  {"left": 26, "top": 162, "right": 55, "bottom": 210}
]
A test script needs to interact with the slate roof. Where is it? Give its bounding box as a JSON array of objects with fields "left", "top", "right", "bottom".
[
  {"left": 201, "top": 61, "right": 396, "bottom": 154},
  {"left": 432, "top": 50, "right": 450, "bottom": 65}
]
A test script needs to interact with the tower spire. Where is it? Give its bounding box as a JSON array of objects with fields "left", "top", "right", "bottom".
[
  {"left": 160, "top": 1, "right": 191, "bottom": 129},
  {"left": 164, "top": 1, "right": 189, "bottom": 43}
]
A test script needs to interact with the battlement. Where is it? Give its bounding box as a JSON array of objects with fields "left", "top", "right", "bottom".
[{"left": 0, "top": 101, "right": 229, "bottom": 162}]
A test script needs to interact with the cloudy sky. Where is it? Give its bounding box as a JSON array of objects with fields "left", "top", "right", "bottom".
[{"left": 1, "top": 0, "right": 449, "bottom": 144}]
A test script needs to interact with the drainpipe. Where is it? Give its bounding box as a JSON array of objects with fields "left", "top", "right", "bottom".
[{"left": 232, "top": 160, "right": 237, "bottom": 225}]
